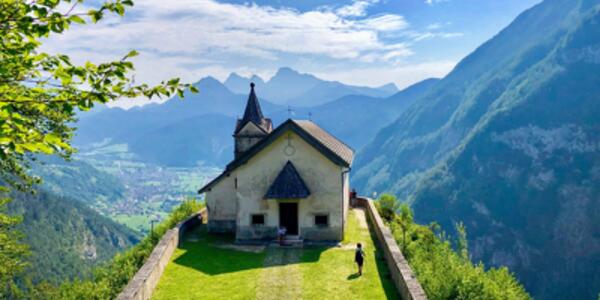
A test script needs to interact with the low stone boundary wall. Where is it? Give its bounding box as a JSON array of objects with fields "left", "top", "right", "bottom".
[
  {"left": 117, "top": 208, "right": 206, "bottom": 300},
  {"left": 355, "top": 197, "right": 427, "bottom": 300}
]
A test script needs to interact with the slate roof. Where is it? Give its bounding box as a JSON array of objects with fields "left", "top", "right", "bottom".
[
  {"left": 264, "top": 161, "right": 311, "bottom": 199},
  {"left": 293, "top": 120, "right": 354, "bottom": 166},
  {"left": 199, "top": 119, "right": 354, "bottom": 193},
  {"left": 234, "top": 83, "right": 272, "bottom": 134}
]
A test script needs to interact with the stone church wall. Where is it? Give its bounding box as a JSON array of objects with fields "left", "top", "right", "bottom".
[
  {"left": 205, "top": 170, "right": 237, "bottom": 233},
  {"left": 235, "top": 130, "right": 346, "bottom": 241},
  {"left": 237, "top": 224, "right": 278, "bottom": 241},
  {"left": 235, "top": 121, "right": 268, "bottom": 156}
]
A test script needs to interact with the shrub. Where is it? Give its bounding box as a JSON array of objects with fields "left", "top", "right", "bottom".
[
  {"left": 375, "top": 193, "right": 400, "bottom": 222},
  {"left": 386, "top": 205, "right": 530, "bottom": 300}
]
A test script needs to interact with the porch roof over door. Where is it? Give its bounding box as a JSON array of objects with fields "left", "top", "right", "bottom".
[{"left": 264, "top": 161, "right": 310, "bottom": 199}]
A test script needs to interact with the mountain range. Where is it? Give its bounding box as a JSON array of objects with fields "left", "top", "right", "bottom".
[
  {"left": 74, "top": 69, "right": 435, "bottom": 167},
  {"left": 224, "top": 67, "right": 399, "bottom": 107},
  {"left": 353, "top": 0, "right": 600, "bottom": 298}
]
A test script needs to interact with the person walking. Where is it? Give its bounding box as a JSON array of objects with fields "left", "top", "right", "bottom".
[{"left": 355, "top": 243, "right": 365, "bottom": 275}]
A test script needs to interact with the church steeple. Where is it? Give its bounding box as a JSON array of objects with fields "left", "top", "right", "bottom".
[
  {"left": 233, "top": 83, "right": 272, "bottom": 158},
  {"left": 240, "top": 82, "right": 264, "bottom": 127}
]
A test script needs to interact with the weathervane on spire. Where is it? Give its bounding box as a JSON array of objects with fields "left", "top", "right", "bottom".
[{"left": 287, "top": 105, "right": 294, "bottom": 118}]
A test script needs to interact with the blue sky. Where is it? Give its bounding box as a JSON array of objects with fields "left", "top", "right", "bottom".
[{"left": 44, "top": 0, "right": 541, "bottom": 108}]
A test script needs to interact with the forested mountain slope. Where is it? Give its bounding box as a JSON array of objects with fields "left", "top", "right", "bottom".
[
  {"left": 354, "top": 0, "right": 600, "bottom": 298},
  {"left": 7, "top": 190, "right": 140, "bottom": 285},
  {"left": 32, "top": 156, "right": 126, "bottom": 208}
]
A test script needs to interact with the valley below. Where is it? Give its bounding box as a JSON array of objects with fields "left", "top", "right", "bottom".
[{"left": 37, "top": 143, "right": 221, "bottom": 234}]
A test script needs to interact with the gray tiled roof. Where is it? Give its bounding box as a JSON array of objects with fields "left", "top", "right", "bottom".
[
  {"left": 264, "top": 161, "right": 311, "bottom": 199},
  {"left": 199, "top": 119, "right": 353, "bottom": 193},
  {"left": 293, "top": 120, "right": 354, "bottom": 166}
]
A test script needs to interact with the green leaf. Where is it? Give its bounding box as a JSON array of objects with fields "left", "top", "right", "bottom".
[
  {"left": 0, "top": 0, "right": 195, "bottom": 196},
  {"left": 69, "top": 15, "right": 86, "bottom": 24},
  {"left": 126, "top": 50, "right": 139, "bottom": 58},
  {"left": 89, "top": 10, "right": 103, "bottom": 23}
]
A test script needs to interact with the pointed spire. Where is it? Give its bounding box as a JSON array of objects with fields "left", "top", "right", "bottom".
[
  {"left": 241, "top": 82, "right": 264, "bottom": 126},
  {"left": 234, "top": 82, "right": 272, "bottom": 140}
]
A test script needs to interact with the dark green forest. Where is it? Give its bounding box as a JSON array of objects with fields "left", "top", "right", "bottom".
[
  {"left": 7, "top": 189, "right": 140, "bottom": 285},
  {"left": 31, "top": 156, "right": 126, "bottom": 208}
]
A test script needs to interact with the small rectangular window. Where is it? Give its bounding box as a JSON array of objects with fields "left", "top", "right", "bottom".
[
  {"left": 315, "top": 215, "right": 328, "bottom": 227},
  {"left": 251, "top": 214, "right": 265, "bottom": 225}
]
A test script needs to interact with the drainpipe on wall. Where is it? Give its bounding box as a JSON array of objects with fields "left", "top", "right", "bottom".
[{"left": 341, "top": 167, "right": 351, "bottom": 240}]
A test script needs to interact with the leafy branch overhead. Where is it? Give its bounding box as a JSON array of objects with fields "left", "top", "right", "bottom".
[{"left": 0, "top": 0, "right": 198, "bottom": 191}]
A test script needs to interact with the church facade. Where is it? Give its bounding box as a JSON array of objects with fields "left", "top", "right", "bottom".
[{"left": 199, "top": 83, "right": 354, "bottom": 242}]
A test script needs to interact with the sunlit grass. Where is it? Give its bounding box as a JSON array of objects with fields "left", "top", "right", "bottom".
[{"left": 152, "top": 209, "right": 398, "bottom": 299}]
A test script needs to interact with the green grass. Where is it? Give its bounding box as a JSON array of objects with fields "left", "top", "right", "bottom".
[
  {"left": 152, "top": 209, "right": 398, "bottom": 299},
  {"left": 301, "top": 210, "right": 396, "bottom": 299},
  {"left": 112, "top": 213, "right": 168, "bottom": 233}
]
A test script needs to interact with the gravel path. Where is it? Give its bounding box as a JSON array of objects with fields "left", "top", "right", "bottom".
[
  {"left": 354, "top": 207, "right": 368, "bottom": 229},
  {"left": 256, "top": 248, "right": 303, "bottom": 300}
]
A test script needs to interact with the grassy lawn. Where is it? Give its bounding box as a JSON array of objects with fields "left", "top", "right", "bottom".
[
  {"left": 113, "top": 213, "right": 168, "bottom": 233},
  {"left": 152, "top": 209, "right": 398, "bottom": 299}
]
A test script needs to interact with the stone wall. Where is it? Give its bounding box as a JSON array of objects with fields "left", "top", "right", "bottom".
[
  {"left": 355, "top": 197, "right": 427, "bottom": 300},
  {"left": 117, "top": 209, "right": 206, "bottom": 300},
  {"left": 207, "top": 219, "right": 236, "bottom": 234}
]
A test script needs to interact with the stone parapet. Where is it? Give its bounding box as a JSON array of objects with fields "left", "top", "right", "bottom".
[
  {"left": 116, "top": 209, "right": 205, "bottom": 300},
  {"left": 355, "top": 197, "right": 427, "bottom": 300}
]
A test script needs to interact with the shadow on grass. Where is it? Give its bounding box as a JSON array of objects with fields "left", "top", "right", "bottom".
[
  {"left": 173, "top": 226, "right": 328, "bottom": 275},
  {"left": 173, "top": 216, "right": 399, "bottom": 300}
]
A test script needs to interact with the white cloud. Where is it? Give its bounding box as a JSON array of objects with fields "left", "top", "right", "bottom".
[
  {"left": 411, "top": 31, "right": 464, "bottom": 41},
  {"left": 336, "top": 0, "right": 378, "bottom": 17},
  {"left": 43, "top": 0, "right": 410, "bottom": 73},
  {"left": 358, "top": 14, "right": 408, "bottom": 31},
  {"left": 426, "top": 22, "right": 443, "bottom": 30},
  {"left": 40, "top": 0, "right": 464, "bottom": 108},
  {"left": 425, "top": 0, "right": 449, "bottom": 5}
]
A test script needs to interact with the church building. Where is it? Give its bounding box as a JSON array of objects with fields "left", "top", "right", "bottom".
[{"left": 199, "top": 83, "right": 354, "bottom": 242}]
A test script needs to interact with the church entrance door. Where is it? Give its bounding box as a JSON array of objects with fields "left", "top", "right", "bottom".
[{"left": 279, "top": 202, "right": 298, "bottom": 235}]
